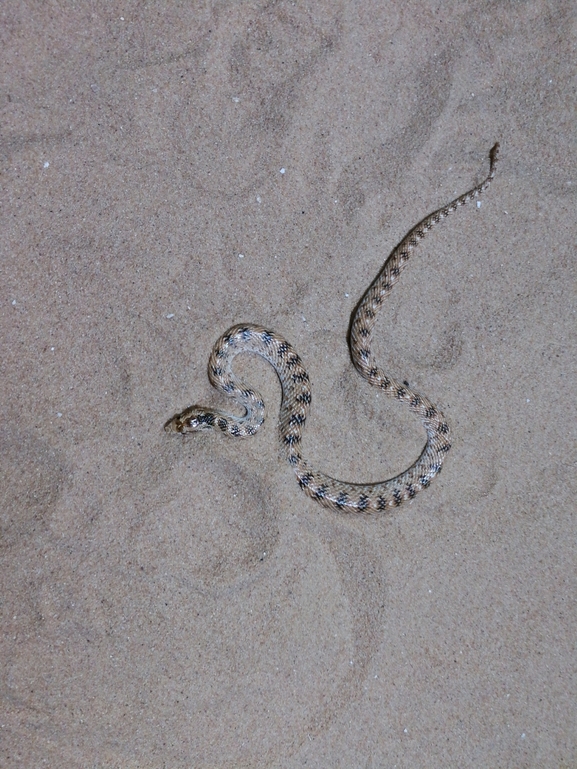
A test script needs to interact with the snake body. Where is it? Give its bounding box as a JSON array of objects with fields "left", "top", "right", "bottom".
[{"left": 165, "top": 144, "right": 499, "bottom": 513}]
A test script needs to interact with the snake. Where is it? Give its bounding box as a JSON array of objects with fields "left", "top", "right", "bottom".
[{"left": 165, "top": 143, "right": 499, "bottom": 514}]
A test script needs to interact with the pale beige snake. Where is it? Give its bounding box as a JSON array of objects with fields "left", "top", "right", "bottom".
[{"left": 165, "top": 143, "right": 499, "bottom": 513}]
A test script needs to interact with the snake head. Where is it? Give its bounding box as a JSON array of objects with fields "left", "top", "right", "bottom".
[{"left": 164, "top": 407, "right": 217, "bottom": 433}]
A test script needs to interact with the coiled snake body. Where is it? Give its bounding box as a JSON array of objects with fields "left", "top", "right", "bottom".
[{"left": 165, "top": 144, "right": 499, "bottom": 514}]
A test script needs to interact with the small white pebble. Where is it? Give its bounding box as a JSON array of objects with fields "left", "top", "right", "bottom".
[
  {"left": 43, "top": 161, "right": 50, "bottom": 168},
  {"left": 50, "top": 347, "right": 55, "bottom": 351},
  {"left": 256, "top": 196, "right": 261, "bottom": 203},
  {"left": 280, "top": 167, "right": 286, "bottom": 174},
  {"left": 57, "top": 413, "right": 62, "bottom": 418},
  {"left": 232, "top": 96, "right": 240, "bottom": 103},
  {"left": 344, "top": 292, "right": 349, "bottom": 298},
  {"left": 476, "top": 200, "right": 482, "bottom": 208},
  {"left": 11, "top": 299, "right": 16, "bottom": 306},
  {"left": 238, "top": 253, "right": 244, "bottom": 259},
  {"left": 166, "top": 313, "right": 175, "bottom": 319}
]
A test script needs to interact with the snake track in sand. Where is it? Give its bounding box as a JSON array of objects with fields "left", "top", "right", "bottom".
[{"left": 165, "top": 144, "right": 499, "bottom": 514}]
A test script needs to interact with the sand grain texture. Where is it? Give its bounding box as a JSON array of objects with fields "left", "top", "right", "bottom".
[{"left": 1, "top": 2, "right": 575, "bottom": 767}]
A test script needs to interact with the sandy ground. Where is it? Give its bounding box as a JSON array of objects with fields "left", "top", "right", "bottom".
[{"left": 1, "top": 2, "right": 575, "bottom": 767}]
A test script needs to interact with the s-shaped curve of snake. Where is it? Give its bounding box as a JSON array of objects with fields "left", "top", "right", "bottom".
[{"left": 165, "top": 143, "right": 499, "bottom": 514}]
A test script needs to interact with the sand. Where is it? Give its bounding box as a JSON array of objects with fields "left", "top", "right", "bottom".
[{"left": 1, "top": 2, "right": 575, "bottom": 767}]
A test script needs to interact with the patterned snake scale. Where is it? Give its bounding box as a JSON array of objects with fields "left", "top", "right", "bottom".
[{"left": 165, "top": 144, "right": 499, "bottom": 514}]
